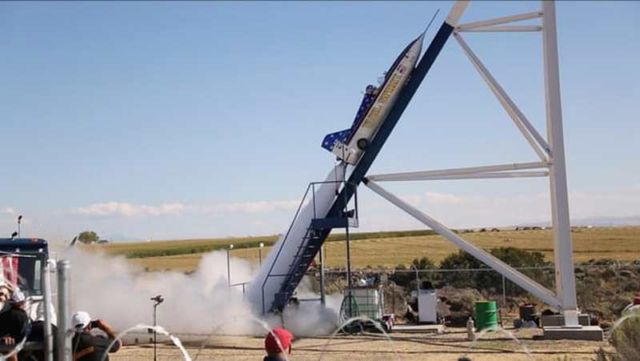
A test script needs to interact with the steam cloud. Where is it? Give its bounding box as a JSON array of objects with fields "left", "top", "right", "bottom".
[{"left": 62, "top": 248, "right": 338, "bottom": 337}]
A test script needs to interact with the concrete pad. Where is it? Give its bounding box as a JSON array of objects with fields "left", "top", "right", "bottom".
[
  {"left": 541, "top": 325, "right": 604, "bottom": 341},
  {"left": 541, "top": 314, "right": 591, "bottom": 327},
  {"left": 394, "top": 324, "right": 444, "bottom": 334}
]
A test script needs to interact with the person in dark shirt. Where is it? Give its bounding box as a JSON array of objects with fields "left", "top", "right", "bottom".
[
  {"left": 71, "top": 311, "right": 121, "bottom": 361},
  {"left": 0, "top": 288, "right": 31, "bottom": 361},
  {"left": 264, "top": 328, "right": 294, "bottom": 361}
]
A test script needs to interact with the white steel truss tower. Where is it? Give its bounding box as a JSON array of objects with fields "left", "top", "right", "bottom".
[{"left": 364, "top": 1, "right": 581, "bottom": 327}]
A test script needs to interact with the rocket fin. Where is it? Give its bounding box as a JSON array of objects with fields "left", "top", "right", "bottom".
[{"left": 321, "top": 128, "right": 352, "bottom": 152}]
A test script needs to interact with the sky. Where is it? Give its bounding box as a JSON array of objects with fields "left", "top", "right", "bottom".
[{"left": 1, "top": 1, "right": 638, "bottom": 243}]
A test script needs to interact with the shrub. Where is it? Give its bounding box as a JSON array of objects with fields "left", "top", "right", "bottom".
[
  {"left": 611, "top": 314, "right": 640, "bottom": 361},
  {"left": 389, "top": 257, "right": 437, "bottom": 289},
  {"left": 439, "top": 251, "right": 483, "bottom": 289},
  {"left": 438, "top": 248, "right": 551, "bottom": 296},
  {"left": 597, "top": 313, "right": 640, "bottom": 361}
]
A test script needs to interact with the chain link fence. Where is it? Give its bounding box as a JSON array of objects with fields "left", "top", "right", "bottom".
[{"left": 303, "top": 261, "right": 640, "bottom": 326}]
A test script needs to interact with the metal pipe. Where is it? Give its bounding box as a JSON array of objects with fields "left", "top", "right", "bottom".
[
  {"left": 345, "top": 196, "right": 353, "bottom": 317},
  {"left": 457, "top": 11, "right": 542, "bottom": 30},
  {"left": 458, "top": 25, "right": 542, "bottom": 32},
  {"left": 367, "top": 161, "right": 546, "bottom": 181},
  {"left": 411, "top": 264, "right": 420, "bottom": 294},
  {"left": 226, "top": 244, "right": 234, "bottom": 287},
  {"left": 153, "top": 303, "right": 158, "bottom": 361},
  {"left": 502, "top": 274, "right": 507, "bottom": 306},
  {"left": 42, "top": 259, "right": 54, "bottom": 361},
  {"left": 319, "top": 245, "right": 326, "bottom": 306},
  {"left": 56, "top": 260, "right": 71, "bottom": 361},
  {"left": 370, "top": 171, "right": 548, "bottom": 182}
]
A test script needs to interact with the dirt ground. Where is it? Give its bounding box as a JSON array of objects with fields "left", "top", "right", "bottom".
[{"left": 111, "top": 328, "right": 611, "bottom": 361}]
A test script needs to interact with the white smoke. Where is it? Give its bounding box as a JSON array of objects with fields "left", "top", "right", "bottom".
[
  {"left": 62, "top": 248, "right": 341, "bottom": 337},
  {"left": 64, "top": 248, "right": 255, "bottom": 334}
]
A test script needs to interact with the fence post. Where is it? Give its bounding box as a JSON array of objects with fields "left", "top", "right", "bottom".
[{"left": 502, "top": 274, "right": 507, "bottom": 306}]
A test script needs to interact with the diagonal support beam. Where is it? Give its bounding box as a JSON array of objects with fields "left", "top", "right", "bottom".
[
  {"left": 364, "top": 179, "right": 562, "bottom": 309},
  {"left": 454, "top": 32, "right": 551, "bottom": 160}
]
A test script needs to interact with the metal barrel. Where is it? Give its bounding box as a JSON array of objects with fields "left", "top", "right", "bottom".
[
  {"left": 474, "top": 301, "right": 498, "bottom": 331},
  {"left": 519, "top": 303, "right": 536, "bottom": 322}
]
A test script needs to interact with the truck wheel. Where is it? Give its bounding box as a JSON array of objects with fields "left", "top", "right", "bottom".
[{"left": 357, "top": 138, "right": 369, "bottom": 150}]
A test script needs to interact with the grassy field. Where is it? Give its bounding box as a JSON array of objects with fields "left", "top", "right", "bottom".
[{"left": 93, "top": 226, "right": 640, "bottom": 272}]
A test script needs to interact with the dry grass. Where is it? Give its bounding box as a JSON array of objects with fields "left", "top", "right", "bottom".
[
  {"left": 111, "top": 328, "right": 611, "bottom": 361},
  {"left": 105, "top": 226, "right": 640, "bottom": 272}
]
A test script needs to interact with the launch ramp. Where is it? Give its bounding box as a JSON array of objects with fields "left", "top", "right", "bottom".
[{"left": 249, "top": 1, "right": 469, "bottom": 314}]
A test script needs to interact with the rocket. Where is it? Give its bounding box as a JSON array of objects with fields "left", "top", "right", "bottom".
[{"left": 321, "top": 33, "right": 425, "bottom": 165}]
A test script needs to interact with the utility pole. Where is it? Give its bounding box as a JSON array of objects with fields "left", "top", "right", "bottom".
[
  {"left": 17, "top": 215, "right": 22, "bottom": 237},
  {"left": 150, "top": 295, "right": 164, "bottom": 361},
  {"left": 227, "top": 244, "right": 234, "bottom": 287}
]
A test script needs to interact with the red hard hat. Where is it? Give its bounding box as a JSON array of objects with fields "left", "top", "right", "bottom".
[{"left": 265, "top": 328, "right": 294, "bottom": 354}]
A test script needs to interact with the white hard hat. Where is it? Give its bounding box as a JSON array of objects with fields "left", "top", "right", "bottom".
[
  {"left": 10, "top": 289, "right": 25, "bottom": 304},
  {"left": 72, "top": 311, "right": 92, "bottom": 330}
]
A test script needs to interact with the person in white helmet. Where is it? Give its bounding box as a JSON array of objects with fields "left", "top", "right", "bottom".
[{"left": 71, "top": 311, "right": 121, "bottom": 361}]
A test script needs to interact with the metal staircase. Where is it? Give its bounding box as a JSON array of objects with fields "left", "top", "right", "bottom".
[{"left": 262, "top": 180, "right": 358, "bottom": 313}]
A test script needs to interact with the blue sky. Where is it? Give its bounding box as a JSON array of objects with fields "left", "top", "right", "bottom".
[{"left": 1, "top": 1, "right": 638, "bottom": 243}]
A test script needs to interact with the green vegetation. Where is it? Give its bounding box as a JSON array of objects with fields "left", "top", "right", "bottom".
[
  {"left": 91, "top": 226, "right": 640, "bottom": 273},
  {"left": 437, "top": 248, "right": 552, "bottom": 296},
  {"left": 78, "top": 230, "right": 100, "bottom": 244},
  {"left": 96, "top": 235, "right": 278, "bottom": 258},
  {"left": 387, "top": 248, "right": 552, "bottom": 296},
  {"left": 596, "top": 314, "right": 640, "bottom": 361},
  {"left": 96, "top": 229, "right": 438, "bottom": 259}
]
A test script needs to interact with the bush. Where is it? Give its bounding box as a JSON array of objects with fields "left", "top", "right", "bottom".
[
  {"left": 611, "top": 314, "right": 640, "bottom": 361},
  {"left": 412, "top": 256, "right": 436, "bottom": 270},
  {"left": 389, "top": 257, "right": 437, "bottom": 289},
  {"left": 439, "top": 251, "right": 483, "bottom": 289},
  {"left": 597, "top": 313, "right": 640, "bottom": 361},
  {"left": 438, "top": 248, "right": 551, "bottom": 296},
  {"left": 483, "top": 247, "right": 552, "bottom": 295},
  {"left": 389, "top": 264, "right": 413, "bottom": 287}
]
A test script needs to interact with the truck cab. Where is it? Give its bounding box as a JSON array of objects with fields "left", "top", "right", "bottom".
[{"left": 0, "top": 238, "right": 55, "bottom": 323}]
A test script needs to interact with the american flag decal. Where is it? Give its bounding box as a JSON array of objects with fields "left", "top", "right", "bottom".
[
  {"left": 0, "top": 256, "right": 19, "bottom": 287},
  {"left": 321, "top": 92, "right": 376, "bottom": 151}
]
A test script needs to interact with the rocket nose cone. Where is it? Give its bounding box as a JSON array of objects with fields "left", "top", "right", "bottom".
[
  {"left": 408, "top": 33, "right": 425, "bottom": 49},
  {"left": 409, "top": 32, "right": 426, "bottom": 53}
]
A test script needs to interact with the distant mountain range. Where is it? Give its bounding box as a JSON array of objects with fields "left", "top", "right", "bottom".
[
  {"left": 518, "top": 215, "right": 640, "bottom": 228},
  {"left": 102, "top": 233, "right": 145, "bottom": 243}
]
